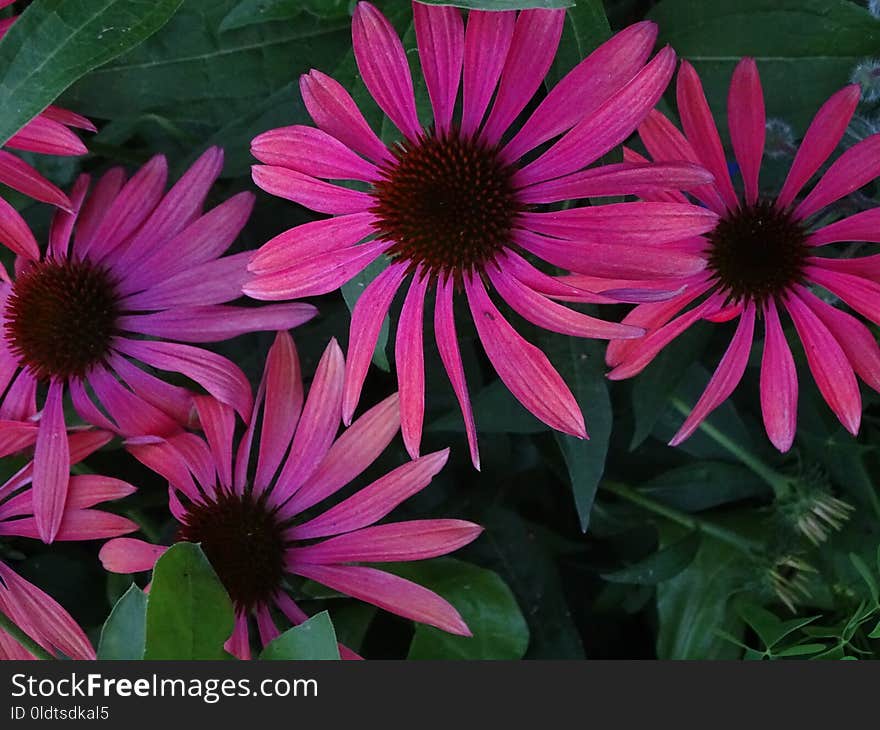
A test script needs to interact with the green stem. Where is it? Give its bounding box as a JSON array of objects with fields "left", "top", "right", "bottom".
[
  {"left": 671, "top": 397, "right": 792, "bottom": 498},
  {"left": 0, "top": 608, "right": 54, "bottom": 660},
  {"left": 601, "top": 480, "right": 762, "bottom": 555}
]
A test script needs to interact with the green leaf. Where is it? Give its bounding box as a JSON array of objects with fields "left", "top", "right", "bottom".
[
  {"left": 548, "top": 338, "right": 611, "bottom": 532},
  {"left": 143, "top": 543, "right": 235, "bottom": 660},
  {"left": 548, "top": 0, "right": 610, "bottom": 87},
  {"left": 640, "top": 461, "right": 770, "bottom": 513},
  {"left": 220, "top": 0, "right": 351, "bottom": 31},
  {"left": 773, "top": 643, "right": 828, "bottom": 658},
  {"left": 97, "top": 584, "right": 147, "bottom": 660},
  {"left": 656, "top": 531, "right": 746, "bottom": 659},
  {"left": 340, "top": 255, "right": 391, "bottom": 372},
  {"left": 429, "top": 378, "right": 547, "bottom": 435},
  {"left": 868, "top": 620, "right": 880, "bottom": 639},
  {"left": 736, "top": 602, "right": 819, "bottom": 650},
  {"left": 416, "top": 0, "right": 573, "bottom": 8},
  {"left": 602, "top": 531, "right": 700, "bottom": 585},
  {"left": 648, "top": 0, "right": 880, "bottom": 134},
  {"left": 391, "top": 558, "right": 529, "bottom": 660},
  {"left": 260, "top": 611, "right": 340, "bottom": 660},
  {"left": 850, "top": 553, "right": 879, "bottom": 605},
  {"left": 0, "top": 0, "right": 184, "bottom": 146}
]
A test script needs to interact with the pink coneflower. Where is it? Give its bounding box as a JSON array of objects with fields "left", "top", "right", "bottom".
[
  {"left": 100, "top": 332, "right": 482, "bottom": 659},
  {"left": 606, "top": 58, "right": 880, "bottom": 452},
  {"left": 0, "top": 147, "right": 316, "bottom": 544},
  {"left": 245, "top": 1, "right": 720, "bottom": 468},
  {"left": 0, "top": 428, "right": 137, "bottom": 659},
  {"left": 0, "top": 1, "right": 94, "bottom": 208}
]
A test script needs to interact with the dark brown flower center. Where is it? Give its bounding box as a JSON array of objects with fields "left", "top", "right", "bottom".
[
  {"left": 178, "top": 491, "right": 285, "bottom": 610},
  {"left": 4, "top": 259, "right": 120, "bottom": 381},
  {"left": 707, "top": 200, "right": 810, "bottom": 305},
  {"left": 371, "top": 130, "right": 521, "bottom": 278}
]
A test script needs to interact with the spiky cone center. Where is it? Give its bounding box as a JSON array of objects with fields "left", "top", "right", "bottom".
[
  {"left": 178, "top": 490, "right": 286, "bottom": 611},
  {"left": 4, "top": 258, "right": 121, "bottom": 381},
  {"left": 706, "top": 200, "right": 810, "bottom": 306},
  {"left": 371, "top": 130, "right": 522, "bottom": 280}
]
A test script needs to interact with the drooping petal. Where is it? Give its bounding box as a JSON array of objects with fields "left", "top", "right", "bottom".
[
  {"left": 88, "top": 367, "right": 179, "bottom": 437},
  {"left": 65, "top": 475, "right": 136, "bottom": 510},
  {"left": 0, "top": 195, "right": 40, "bottom": 260},
  {"left": 0, "top": 150, "right": 69, "bottom": 209},
  {"left": 808, "top": 265, "right": 880, "bottom": 326},
  {"left": 99, "top": 538, "right": 167, "bottom": 574},
  {"left": 73, "top": 167, "right": 125, "bottom": 250},
  {"left": 251, "top": 165, "right": 374, "bottom": 215},
  {"left": 6, "top": 115, "right": 87, "bottom": 156},
  {"left": 342, "top": 262, "right": 408, "bottom": 425},
  {"left": 194, "top": 396, "right": 235, "bottom": 489},
  {"left": 759, "top": 300, "right": 798, "bottom": 452},
  {"left": 465, "top": 275, "right": 585, "bottom": 438},
  {"left": 808, "top": 208, "right": 880, "bottom": 246},
  {"left": 395, "top": 274, "right": 428, "bottom": 459},
  {"left": 352, "top": 2, "right": 422, "bottom": 142},
  {"left": 48, "top": 173, "right": 88, "bottom": 258},
  {"left": 32, "top": 380, "right": 69, "bottom": 544},
  {"left": 785, "top": 290, "right": 861, "bottom": 435},
  {"left": 727, "top": 58, "right": 765, "bottom": 206},
  {"left": 109, "top": 355, "right": 194, "bottom": 428},
  {"left": 434, "top": 276, "right": 479, "bottom": 469},
  {"left": 413, "top": 2, "right": 464, "bottom": 135},
  {"left": 460, "top": 9, "right": 515, "bottom": 136},
  {"left": 670, "top": 303, "right": 756, "bottom": 446},
  {"left": 776, "top": 85, "right": 860, "bottom": 210}
]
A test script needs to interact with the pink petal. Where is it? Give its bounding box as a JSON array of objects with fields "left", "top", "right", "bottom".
[
  {"left": 66, "top": 475, "right": 136, "bottom": 509},
  {"left": 32, "top": 380, "right": 70, "bottom": 544},
  {"left": 100, "top": 538, "right": 167, "bottom": 573},
  {"left": 289, "top": 449, "right": 449, "bottom": 540},
  {"left": 251, "top": 165, "right": 374, "bottom": 214},
  {"left": 434, "top": 276, "right": 479, "bottom": 469},
  {"left": 291, "top": 563, "right": 469, "bottom": 636},
  {"left": 481, "top": 8, "right": 565, "bottom": 145},
  {"left": 6, "top": 115, "right": 86, "bottom": 156},
  {"left": 517, "top": 46, "right": 676, "bottom": 185},
  {"left": 279, "top": 393, "right": 400, "bottom": 519},
  {"left": 676, "top": 61, "right": 739, "bottom": 212},
  {"left": 114, "top": 339, "right": 253, "bottom": 421},
  {"left": 51, "top": 509, "right": 138, "bottom": 541},
  {"left": 759, "top": 300, "right": 798, "bottom": 452},
  {"left": 518, "top": 161, "right": 714, "bottom": 204},
  {"left": 73, "top": 167, "right": 125, "bottom": 249},
  {"left": 110, "top": 355, "right": 194, "bottom": 428},
  {"left": 809, "top": 208, "right": 880, "bottom": 246},
  {"left": 48, "top": 174, "right": 88, "bottom": 258},
  {"left": 251, "top": 125, "right": 378, "bottom": 181},
  {"left": 255, "top": 331, "right": 303, "bottom": 494},
  {"left": 727, "top": 58, "right": 765, "bottom": 206},
  {"left": 0, "top": 150, "right": 69, "bottom": 208},
  {"left": 272, "top": 339, "right": 344, "bottom": 503},
  {"left": 194, "top": 396, "right": 235, "bottom": 488},
  {"left": 786, "top": 290, "right": 860, "bottom": 435},
  {"left": 0, "top": 420, "right": 38, "bottom": 460},
  {"left": 670, "top": 303, "right": 756, "bottom": 446},
  {"left": 248, "top": 212, "right": 377, "bottom": 275},
  {"left": 395, "top": 274, "right": 428, "bottom": 459},
  {"left": 256, "top": 604, "right": 279, "bottom": 647},
  {"left": 460, "top": 9, "right": 515, "bottom": 136},
  {"left": 465, "top": 274, "right": 586, "bottom": 438},
  {"left": 299, "top": 69, "right": 391, "bottom": 164},
  {"left": 120, "top": 303, "right": 317, "bottom": 343},
  {"left": 243, "top": 240, "right": 390, "bottom": 301},
  {"left": 88, "top": 366, "right": 179, "bottom": 438},
  {"left": 41, "top": 106, "right": 96, "bottom": 132},
  {"left": 352, "top": 2, "right": 422, "bottom": 142},
  {"left": 795, "top": 133, "right": 880, "bottom": 220},
  {"left": 808, "top": 265, "right": 880, "bottom": 326},
  {"left": 226, "top": 613, "right": 251, "bottom": 660},
  {"left": 504, "top": 21, "right": 658, "bottom": 161},
  {"left": 0, "top": 195, "right": 40, "bottom": 260},
  {"left": 342, "top": 262, "right": 408, "bottom": 425},
  {"left": 777, "top": 85, "right": 860, "bottom": 210},
  {"left": 414, "top": 2, "right": 464, "bottom": 135},
  {"left": 288, "top": 520, "right": 482, "bottom": 564},
  {"left": 126, "top": 438, "right": 203, "bottom": 504},
  {"left": 488, "top": 265, "right": 644, "bottom": 340},
  {"left": 0, "top": 370, "right": 37, "bottom": 421}
]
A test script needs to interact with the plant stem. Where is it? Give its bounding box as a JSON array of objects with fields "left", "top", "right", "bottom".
[
  {"left": 671, "top": 397, "right": 792, "bottom": 498},
  {"left": 600, "top": 480, "right": 762, "bottom": 555},
  {"left": 0, "top": 609, "right": 53, "bottom": 660}
]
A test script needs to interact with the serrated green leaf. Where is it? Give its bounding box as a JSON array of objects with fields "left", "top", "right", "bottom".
[
  {"left": 143, "top": 543, "right": 234, "bottom": 660},
  {"left": 602, "top": 531, "right": 700, "bottom": 585},
  {"left": 260, "top": 611, "right": 340, "bottom": 660},
  {"left": 97, "top": 584, "right": 147, "bottom": 660},
  {"left": 391, "top": 558, "right": 529, "bottom": 660},
  {"left": 0, "top": 0, "right": 184, "bottom": 145}
]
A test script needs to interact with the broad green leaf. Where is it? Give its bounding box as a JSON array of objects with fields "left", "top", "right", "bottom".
[
  {"left": 640, "top": 461, "right": 769, "bottom": 513},
  {"left": 97, "top": 584, "right": 147, "bottom": 660},
  {"left": 736, "top": 603, "right": 819, "bottom": 650},
  {"left": 774, "top": 643, "right": 828, "bottom": 658},
  {"left": 0, "top": 0, "right": 184, "bottom": 146},
  {"left": 602, "top": 531, "right": 700, "bottom": 585},
  {"left": 656, "top": 531, "right": 746, "bottom": 659},
  {"left": 391, "top": 558, "right": 529, "bottom": 660},
  {"left": 850, "top": 553, "right": 879, "bottom": 605},
  {"left": 143, "top": 543, "right": 234, "bottom": 660},
  {"left": 649, "top": 0, "right": 880, "bottom": 134},
  {"left": 63, "top": 0, "right": 351, "bottom": 144},
  {"left": 260, "top": 611, "right": 340, "bottom": 660},
  {"left": 220, "top": 0, "right": 351, "bottom": 31},
  {"left": 547, "top": 0, "right": 610, "bottom": 87},
  {"left": 416, "top": 1, "right": 573, "bottom": 8},
  {"left": 429, "top": 378, "right": 547, "bottom": 434}
]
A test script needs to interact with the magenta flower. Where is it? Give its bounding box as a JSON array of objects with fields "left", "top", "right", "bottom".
[
  {"left": 606, "top": 58, "right": 880, "bottom": 452},
  {"left": 0, "top": 2, "right": 95, "bottom": 208},
  {"left": 0, "top": 428, "right": 137, "bottom": 659},
  {"left": 0, "top": 147, "right": 316, "bottom": 543},
  {"left": 100, "top": 332, "right": 482, "bottom": 659},
  {"left": 245, "top": 1, "right": 720, "bottom": 468}
]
